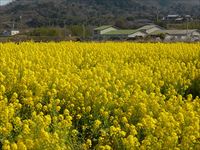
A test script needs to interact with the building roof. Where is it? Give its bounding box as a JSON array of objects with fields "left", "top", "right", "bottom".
[
  {"left": 175, "top": 18, "right": 184, "bottom": 21},
  {"left": 137, "top": 24, "right": 162, "bottom": 31},
  {"left": 185, "top": 15, "right": 192, "bottom": 18},
  {"left": 151, "top": 29, "right": 198, "bottom": 35},
  {"left": 94, "top": 25, "right": 114, "bottom": 31},
  {"left": 103, "top": 30, "right": 139, "bottom": 35},
  {"left": 167, "top": 15, "right": 180, "bottom": 18}
]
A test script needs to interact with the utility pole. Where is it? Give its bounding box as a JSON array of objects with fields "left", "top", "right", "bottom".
[
  {"left": 156, "top": 7, "right": 159, "bottom": 23},
  {"left": 82, "top": 24, "right": 86, "bottom": 40},
  {"left": 199, "top": 0, "right": 200, "bottom": 20},
  {"left": 12, "top": 20, "right": 15, "bottom": 30},
  {"left": 82, "top": 11, "right": 88, "bottom": 40},
  {"left": 199, "top": 0, "right": 200, "bottom": 41},
  {"left": 186, "top": 18, "right": 189, "bottom": 40},
  {"left": 199, "top": 0, "right": 200, "bottom": 11},
  {"left": 19, "top": 15, "right": 22, "bottom": 30},
  {"left": 63, "top": 20, "right": 66, "bottom": 38}
]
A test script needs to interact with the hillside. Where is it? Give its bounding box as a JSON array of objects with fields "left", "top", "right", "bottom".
[{"left": 0, "top": 0, "right": 200, "bottom": 29}]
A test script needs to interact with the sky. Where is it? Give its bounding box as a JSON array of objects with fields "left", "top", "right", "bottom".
[{"left": 0, "top": 0, "right": 13, "bottom": 6}]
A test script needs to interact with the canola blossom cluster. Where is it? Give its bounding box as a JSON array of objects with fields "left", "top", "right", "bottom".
[{"left": 0, "top": 42, "right": 199, "bottom": 150}]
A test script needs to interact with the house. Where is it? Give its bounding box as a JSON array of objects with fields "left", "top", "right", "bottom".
[
  {"left": 175, "top": 17, "right": 184, "bottom": 23},
  {"left": 93, "top": 24, "right": 162, "bottom": 40},
  {"left": 102, "top": 30, "right": 146, "bottom": 40},
  {"left": 162, "top": 14, "right": 193, "bottom": 23},
  {"left": 150, "top": 29, "right": 200, "bottom": 41},
  {"left": 184, "top": 15, "right": 193, "bottom": 21},
  {"left": 93, "top": 25, "right": 117, "bottom": 38},
  {"left": 10, "top": 30, "right": 20, "bottom": 36},
  {"left": 137, "top": 24, "right": 163, "bottom": 34},
  {"left": 2, "top": 29, "right": 20, "bottom": 36},
  {"left": 163, "top": 15, "right": 180, "bottom": 22},
  {"left": 93, "top": 24, "right": 200, "bottom": 41}
]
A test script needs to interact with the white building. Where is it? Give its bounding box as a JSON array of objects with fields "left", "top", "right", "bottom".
[
  {"left": 93, "top": 24, "right": 200, "bottom": 41},
  {"left": 10, "top": 30, "right": 20, "bottom": 36},
  {"left": 151, "top": 29, "right": 200, "bottom": 41},
  {"left": 93, "top": 24, "right": 162, "bottom": 40},
  {"left": 162, "top": 14, "right": 193, "bottom": 22},
  {"left": 2, "top": 29, "right": 20, "bottom": 36},
  {"left": 102, "top": 30, "right": 146, "bottom": 39},
  {"left": 93, "top": 25, "right": 117, "bottom": 37},
  {"left": 137, "top": 24, "right": 163, "bottom": 34}
]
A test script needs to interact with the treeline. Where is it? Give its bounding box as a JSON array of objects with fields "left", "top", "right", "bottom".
[
  {"left": 1, "top": 0, "right": 200, "bottom": 29},
  {"left": 27, "top": 25, "right": 92, "bottom": 39},
  {"left": 167, "top": 21, "right": 200, "bottom": 30}
]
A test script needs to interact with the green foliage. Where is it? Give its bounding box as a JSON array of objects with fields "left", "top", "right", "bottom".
[
  {"left": 167, "top": 22, "right": 200, "bottom": 30},
  {"left": 186, "top": 76, "right": 200, "bottom": 98},
  {"left": 158, "top": 33, "right": 166, "bottom": 40},
  {"left": 68, "top": 25, "right": 92, "bottom": 38},
  {"left": 29, "top": 28, "right": 59, "bottom": 37}
]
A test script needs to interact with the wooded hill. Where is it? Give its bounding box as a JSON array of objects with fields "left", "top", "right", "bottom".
[{"left": 0, "top": 0, "right": 200, "bottom": 29}]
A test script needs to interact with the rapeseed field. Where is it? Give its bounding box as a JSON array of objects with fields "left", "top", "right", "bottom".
[{"left": 0, "top": 42, "right": 199, "bottom": 150}]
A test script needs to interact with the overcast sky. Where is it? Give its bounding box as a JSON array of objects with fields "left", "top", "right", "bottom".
[{"left": 0, "top": 0, "right": 13, "bottom": 6}]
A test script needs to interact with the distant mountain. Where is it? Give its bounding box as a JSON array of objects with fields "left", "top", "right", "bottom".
[{"left": 0, "top": 0, "right": 200, "bottom": 29}]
